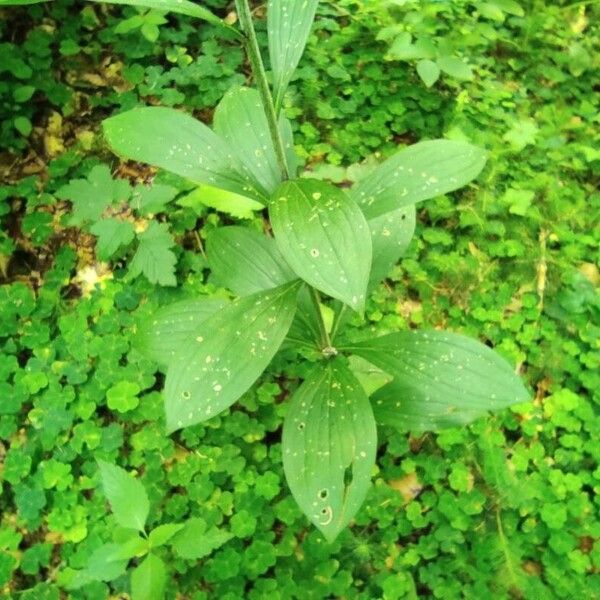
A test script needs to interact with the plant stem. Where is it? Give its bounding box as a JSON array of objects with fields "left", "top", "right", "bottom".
[
  {"left": 235, "top": 0, "right": 290, "bottom": 181},
  {"left": 329, "top": 303, "right": 348, "bottom": 343},
  {"left": 308, "top": 287, "right": 334, "bottom": 352}
]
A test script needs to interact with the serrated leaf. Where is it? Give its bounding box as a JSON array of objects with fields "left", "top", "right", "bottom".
[
  {"left": 148, "top": 523, "right": 184, "bottom": 548},
  {"left": 270, "top": 179, "right": 372, "bottom": 312},
  {"left": 131, "top": 554, "right": 166, "bottom": 600},
  {"left": 84, "top": 543, "right": 128, "bottom": 583},
  {"left": 102, "top": 107, "right": 266, "bottom": 202},
  {"left": 214, "top": 87, "right": 297, "bottom": 192},
  {"left": 108, "top": 535, "right": 148, "bottom": 561},
  {"left": 165, "top": 281, "right": 300, "bottom": 432},
  {"left": 367, "top": 205, "right": 416, "bottom": 289},
  {"left": 268, "top": 0, "right": 320, "bottom": 110},
  {"left": 97, "top": 460, "right": 149, "bottom": 532},
  {"left": 206, "top": 226, "right": 296, "bottom": 295},
  {"left": 90, "top": 218, "right": 136, "bottom": 260},
  {"left": 57, "top": 164, "right": 131, "bottom": 226},
  {"left": 131, "top": 184, "right": 178, "bottom": 215},
  {"left": 135, "top": 297, "right": 227, "bottom": 369},
  {"left": 86, "top": 0, "right": 241, "bottom": 37},
  {"left": 351, "top": 140, "right": 487, "bottom": 220},
  {"left": 170, "top": 518, "right": 233, "bottom": 559},
  {"left": 343, "top": 331, "right": 529, "bottom": 432},
  {"left": 177, "top": 185, "right": 264, "bottom": 219},
  {"left": 416, "top": 59, "right": 440, "bottom": 87},
  {"left": 129, "top": 222, "right": 177, "bottom": 286},
  {"left": 282, "top": 360, "right": 377, "bottom": 542}
]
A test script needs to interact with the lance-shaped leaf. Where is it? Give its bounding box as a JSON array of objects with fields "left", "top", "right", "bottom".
[
  {"left": 268, "top": 0, "right": 320, "bottom": 110},
  {"left": 102, "top": 107, "right": 266, "bottom": 203},
  {"left": 214, "top": 87, "right": 297, "bottom": 193},
  {"left": 367, "top": 204, "right": 416, "bottom": 289},
  {"left": 270, "top": 179, "right": 372, "bottom": 312},
  {"left": 165, "top": 281, "right": 300, "bottom": 432},
  {"left": 352, "top": 140, "right": 487, "bottom": 220},
  {"left": 343, "top": 331, "right": 529, "bottom": 432},
  {"left": 206, "top": 226, "right": 296, "bottom": 295},
  {"left": 97, "top": 460, "right": 149, "bottom": 532},
  {"left": 135, "top": 297, "right": 227, "bottom": 369},
  {"left": 86, "top": 0, "right": 242, "bottom": 38},
  {"left": 282, "top": 360, "right": 377, "bottom": 542}
]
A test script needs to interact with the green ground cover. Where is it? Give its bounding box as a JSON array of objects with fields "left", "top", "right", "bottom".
[{"left": 0, "top": 0, "right": 598, "bottom": 598}]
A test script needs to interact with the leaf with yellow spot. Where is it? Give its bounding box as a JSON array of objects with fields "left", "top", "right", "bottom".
[
  {"left": 282, "top": 359, "right": 377, "bottom": 542},
  {"left": 164, "top": 281, "right": 300, "bottom": 432}
]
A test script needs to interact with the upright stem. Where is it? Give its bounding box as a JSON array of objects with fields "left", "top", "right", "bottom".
[
  {"left": 309, "top": 287, "right": 334, "bottom": 353},
  {"left": 235, "top": 0, "right": 290, "bottom": 181}
]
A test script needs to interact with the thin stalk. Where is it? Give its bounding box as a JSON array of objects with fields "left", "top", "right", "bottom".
[
  {"left": 308, "top": 287, "right": 333, "bottom": 352},
  {"left": 329, "top": 303, "right": 348, "bottom": 343},
  {"left": 235, "top": 0, "right": 289, "bottom": 181}
]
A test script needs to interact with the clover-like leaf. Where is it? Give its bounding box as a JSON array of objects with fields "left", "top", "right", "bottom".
[
  {"left": 165, "top": 281, "right": 300, "bottom": 432},
  {"left": 343, "top": 330, "right": 529, "bottom": 432},
  {"left": 282, "top": 359, "right": 377, "bottom": 542},
  {"left": 270, "top": 179, "right": 372, "bottom": 312},
  {"left": 351, "top": 140, "right": 487, "bottom": 220}
]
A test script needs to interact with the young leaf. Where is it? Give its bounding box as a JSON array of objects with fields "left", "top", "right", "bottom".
[
  {"left": 351, "top": 140, "right": 487, "bottom": 220},
  {"left": 165, "top": 281, "right": 300, "bottom": 432},
  {"left": 282, "top": 360, "right": 377, "bottom": 542},
  {"left": 178, "top": 185, "right": 264, "bottom": 220},
  {"left": 437, "top": 56, "right": 474, "bottom": 81},
  {"left": 170, "top": 518, "right": 233, "bottom": 559},
  {"left": 86, "top": 0, "right": 242, "bottom": 38},
  {"left": 268, "top": 0, "right": 320, "bottom": 110},
  {"left": 206, "top": 226, "right": 296, "bottom": 296},
  {"left": 109, "top": 535, "right": 148, "bottom": 560},
  {"left": 214, "top": 87, "right": 297, "bottom": 193},
  {"left": 367, "top": 205, "right": 416, "bottom": 289},
  {"left": 148, "top": 523, "right": 184, "bottom": 548},
  {"left": 416, "top": 58, "right": 440, "bottom": 87},
  {"left": 129, "top": 222, "right": 177, "bottom": 286},
  {"left": 130, "top": 554, "right": 166, "bottom": 600},
  {"left": 90, "top": 219, "right": 136, "bottom": 260},
  {"left": 135, "top": 297, "right": 227, "bottom": 369},
  {"left": 102, "top": 107, "right": 266, "bottom": 203},
  {"left": 130, "top": 183, "right": 178, "bottom": 215},
  {"left": 270, "top": 180, "right": 372, "bottom": 312},
  {"left": 97, "top": 460, "right": 149, "bottom": 532},
  {"left": 343, "top": 331, "right": 529, "bottom": 432}
]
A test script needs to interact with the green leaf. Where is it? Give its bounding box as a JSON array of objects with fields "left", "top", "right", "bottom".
[
  {"left": 282, "top": 360, "right": 377, "bottom": 542},
  {"left": 97, "top": 460, "right": 149, "bottom": 532},
  {"left": 108, "top": 535, "right": 148, "bottom": 560},
  {"left": 135, "top": 297, "right": 227, "bottom": 369},
  {"left": 85, "top": 543, "right": 128, "bottom": 582},
  {"left": 437, "top": 56, "right": 474, "bottom": 81},
  {"left": 343, "top": 331, "right": 530, "bottom": 432},
  {"left": 130, "top": 184, "right": 178, "bottom": 215},
  {"left": 206, "top": 226, "right": 296, "bottom": 295},
  {"left": 0, "top": 0, "right": 48, "bottom": 4},
  {"left": 148, "top": 523, "right": 184, "bottom": 548},
  {"left": 270, "top": 180, "right": 372, "bottom": 312},
  {"left": 90, "top": 218, "right": 135, "bottom": 260},
  {"left": 416, "top": 59, "right": 440, "bottom": 87},
  {"left": 86, "top": 0, "right": 242, "bottom": 37},
  {"left": 351, "top": 140, "right": 487, "bottom": 220},
  {"left": 367, "top": 205, "right": 416, "bottom": 289},
  {"left": 57, "top": 165, "right": 131, "bottom": 226},
  {"left": 170, "top": 518, "right": 233, "bottom": 560},
  {"left": 130, "top": 554, "right": 166, "bottom": 600},
  {"left": 214, "top": 87, "right": 297, "bottom": 193},
  {"left": 129, "top": 222, "right": 177, "bottom": 286},
  {"left": 177, "top": 185, "right": 264, "bottom": 219},
  {"left": 102, "top": 107, "right": 266, "bottom": 202},
  {"left": 165, "top": 281, "right": 300, "bottom": 432},
  {"left": 268, "top": 0, "right": 320, "bottom": 109}
]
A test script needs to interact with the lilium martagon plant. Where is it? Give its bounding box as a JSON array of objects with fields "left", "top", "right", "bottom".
[{"left": 59, "top": 0, "right": 527, "bottom": 541}]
